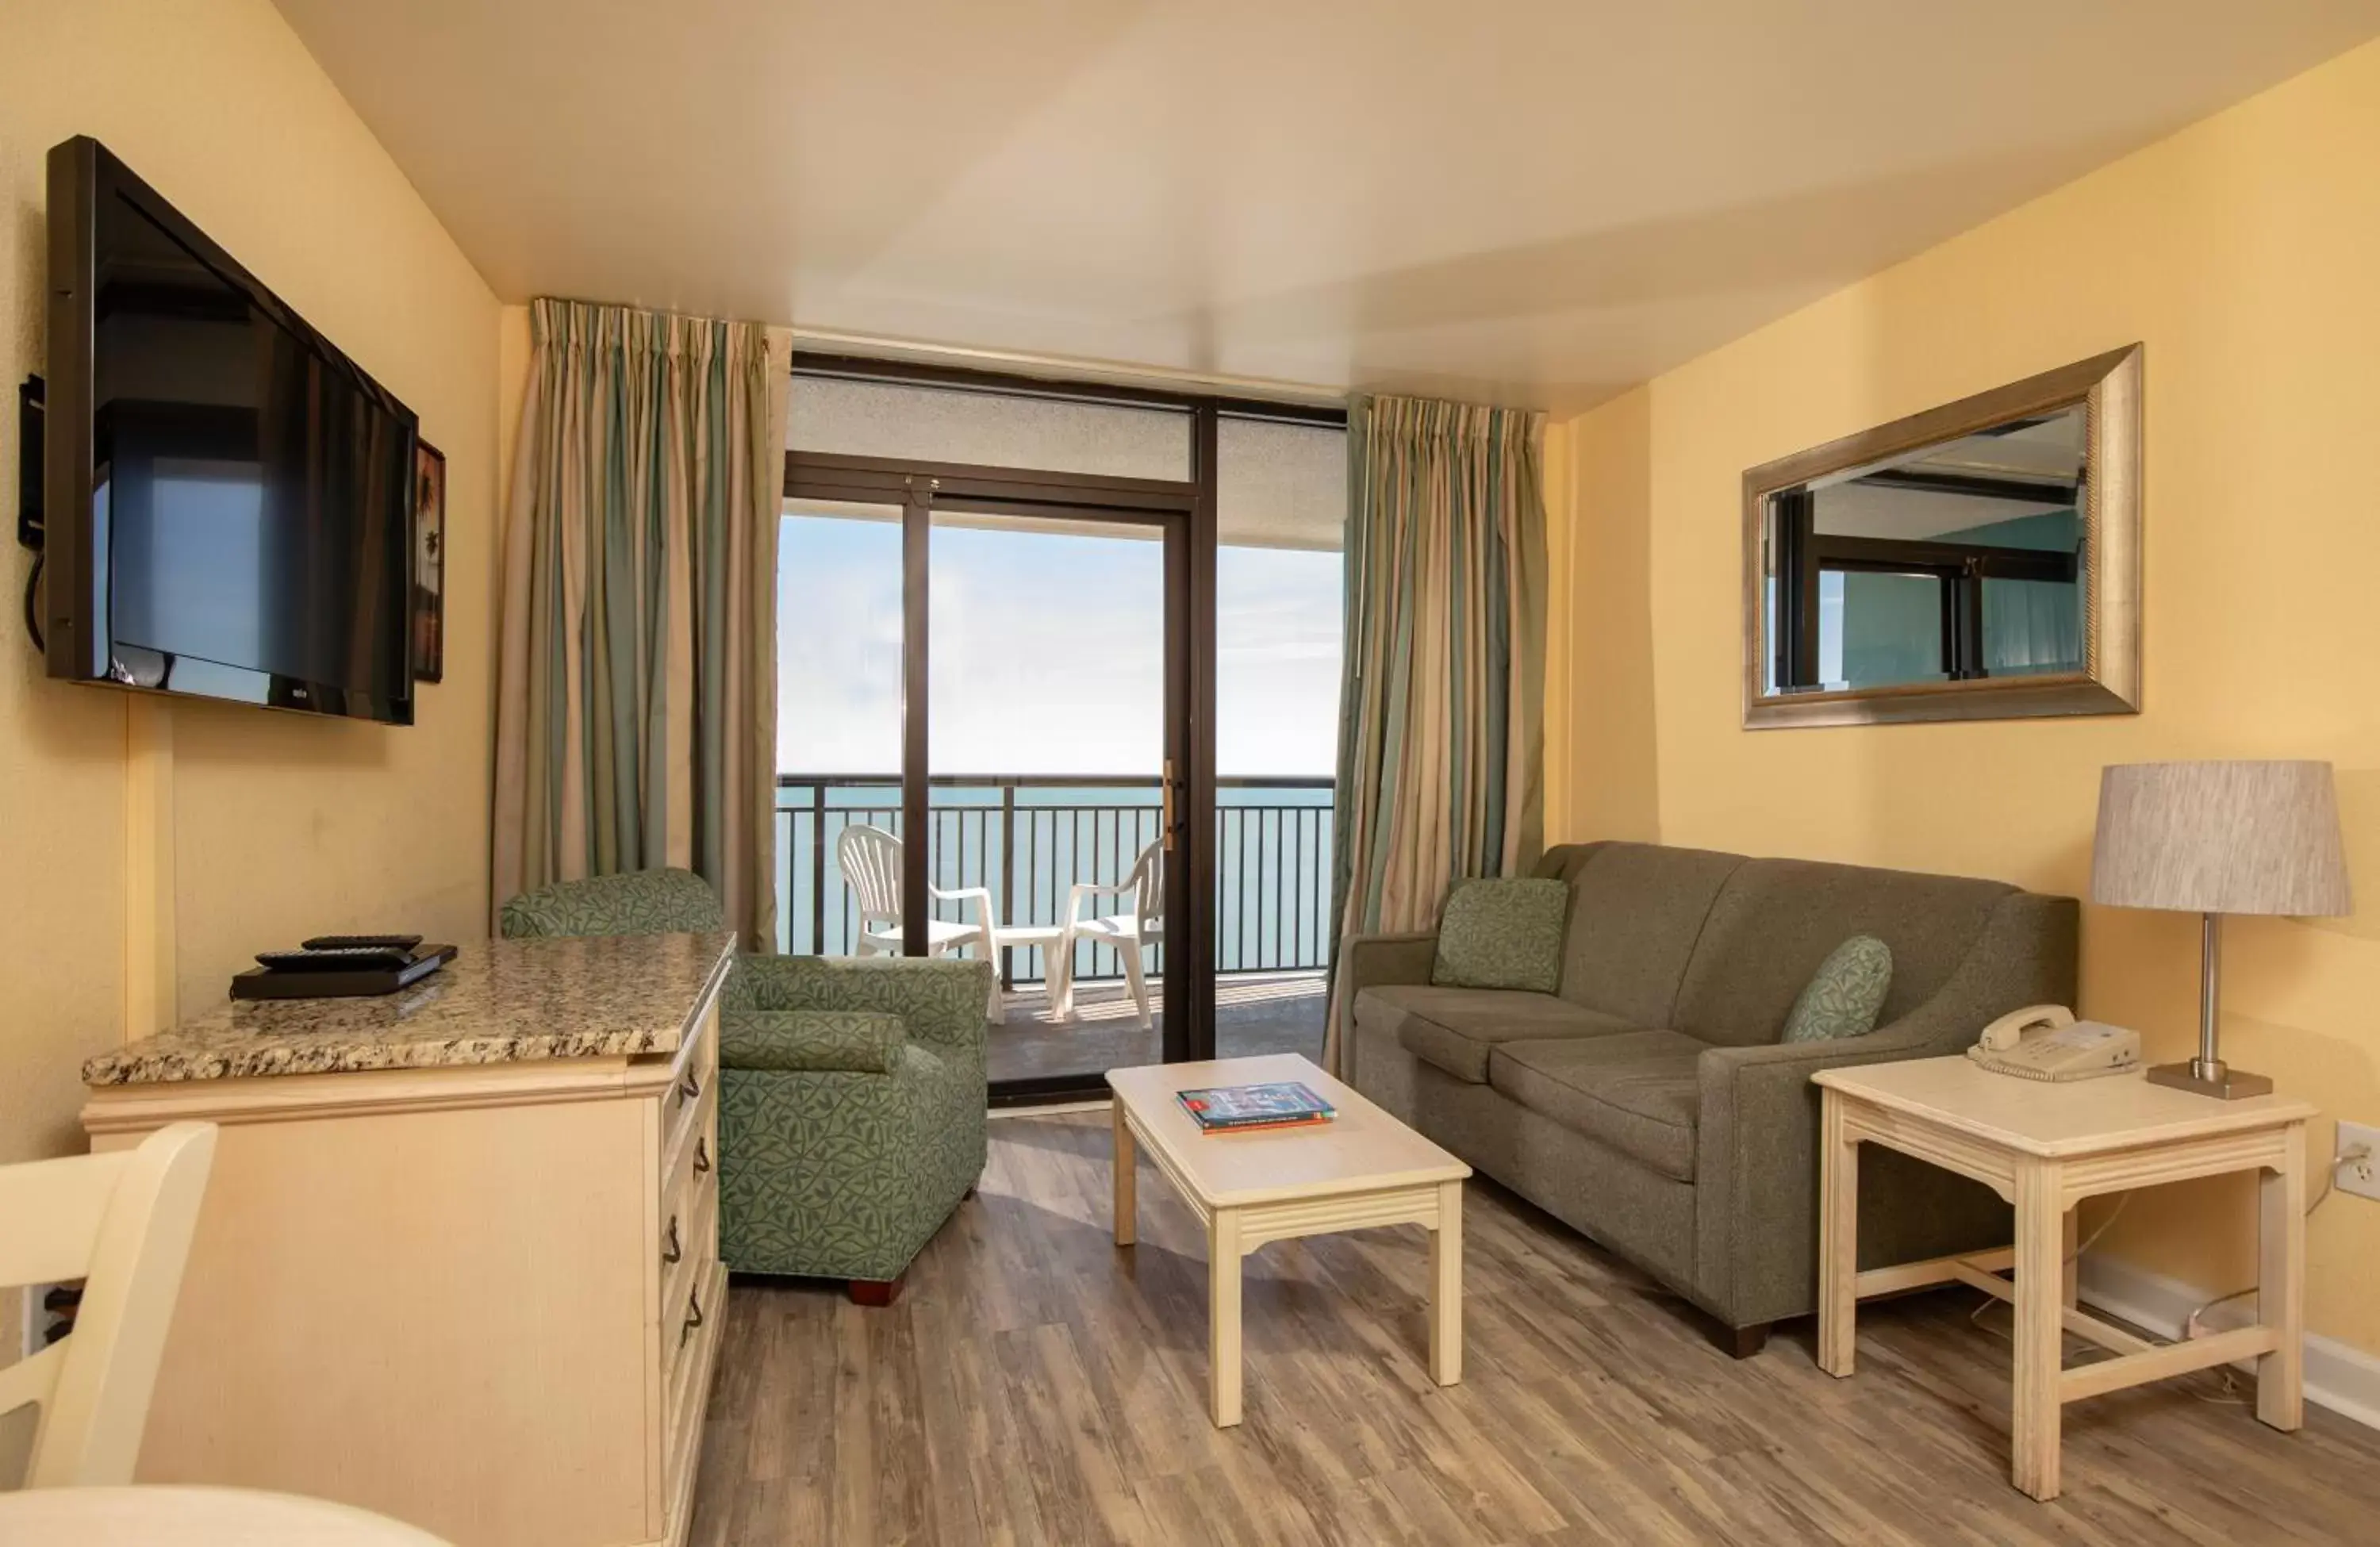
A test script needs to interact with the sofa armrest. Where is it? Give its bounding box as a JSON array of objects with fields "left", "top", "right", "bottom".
[
  {"left": 1688, "top": 1020, "right": 1967, "bottom": 1330},
  {"left": 1330, "top": 931, "right": 1439, "bottom": 1082},
  {"left": 1690, "top": 889, "right": 2079, "bottom": 1326},
  {"left": 721, "top": 1009, "right": 906, "bottom": 1073},
  {"left": 732, "top": 954, "right": 991, "bottom": 1050},
  {"left": 1338, "top": 931, "right": 1439, "bottom": 997}
]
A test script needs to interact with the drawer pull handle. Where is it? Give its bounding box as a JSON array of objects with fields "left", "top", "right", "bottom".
[
  {"left": 662, "top": 1217, "right": 681, "bottom": 1265},
  {"left": 681, "top": 1289, "right": 704, "bottom": 1345},
  {"left": 693, "top": 1138, "right": 712, "bottom": 1177},
  {"left": 679, "top": 1070, "right": 701, "bottom": 1101}
]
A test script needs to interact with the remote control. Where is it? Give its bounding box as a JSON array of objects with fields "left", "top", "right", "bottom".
[
  {"left": 301, "top": 933, "right": 424, "bottom": 951},
  {"left": 256, "top": 946, "right": 417, "bottom": 973}
]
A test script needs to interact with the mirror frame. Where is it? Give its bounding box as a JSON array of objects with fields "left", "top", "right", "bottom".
[{"left": 1741, "top": 344, "right": 2142, "bottom": 730}]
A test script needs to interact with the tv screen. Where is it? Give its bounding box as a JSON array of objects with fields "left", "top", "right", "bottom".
[{"left": 44, "top": 137, "right": 417, "bottom": 724}]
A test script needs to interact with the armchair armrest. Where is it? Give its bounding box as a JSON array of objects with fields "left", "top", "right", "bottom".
[
  {"left": 732, "top": 954, "right": 992, "bottom": 1050},
  {"left": 1063, "top": 880, "right": 1132, "bottom": 925},
  {"left": 721, "top": 1010, "right": 906, "bottom": 1073},
  {"left": 928, "top": 885, "right": 1000, "bottom": 932}
]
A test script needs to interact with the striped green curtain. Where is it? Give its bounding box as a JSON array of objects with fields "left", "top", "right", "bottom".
[
  {"left": 492, "top": 299, "right": 791, "bottom": 947},
  {"left": 1325, "top": 394, "right": 1547, "bottom": 1069}
]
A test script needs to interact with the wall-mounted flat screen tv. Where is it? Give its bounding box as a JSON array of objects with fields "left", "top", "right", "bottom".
[{"left": 43, "top": 136, "right": 417, "bottom": 725}]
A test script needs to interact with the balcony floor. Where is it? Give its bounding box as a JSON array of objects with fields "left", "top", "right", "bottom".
[{"left": 986, "top": 969, "right": 1325, "bottom": 1086}]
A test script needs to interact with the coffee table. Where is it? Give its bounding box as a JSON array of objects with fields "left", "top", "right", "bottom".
[{"left": 1106, "top": 1052, "right": 1472, "bottom": 1427}]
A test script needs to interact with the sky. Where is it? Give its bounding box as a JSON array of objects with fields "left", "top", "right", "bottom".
[{"left": 777, "top": 514, "right": 1342, "bottom": 777}]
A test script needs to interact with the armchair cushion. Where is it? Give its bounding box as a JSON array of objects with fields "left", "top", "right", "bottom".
[
  {"left": 1430, "top": 877, "right": 1569, "bottom": 993},
  {"left": 722, "top": 1010, "right": 906, "bottom": 1074}
]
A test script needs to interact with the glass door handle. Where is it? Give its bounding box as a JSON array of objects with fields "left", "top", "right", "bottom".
[{"left": 1161, "top": 758, "right": 1177, "bottom": 850}]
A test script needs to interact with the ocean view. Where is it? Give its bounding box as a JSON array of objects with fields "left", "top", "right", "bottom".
[{"left": 773, "top": 777, "right": 1334, "bottom": 982}]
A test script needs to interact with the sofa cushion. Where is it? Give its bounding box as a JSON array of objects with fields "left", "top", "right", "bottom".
[
  {"left": 1353, "top": 985, "right": 1638, "bottom": 1084},
  {"left": 1489, "top": 1031, "right": 1709, "bottom": 1182},
  {"left": 1780, "top": 935, "right": 1894, "bottom": 1042},
  {"left": 1674, "top": 858, "right": 2014, "bottom": 1046},
  {"left": 1544, "top": 843, "right": 1746, "bottom": 1027},
  {"left": 1431, "top": 877, "right": 1568, "bottom": 992}
]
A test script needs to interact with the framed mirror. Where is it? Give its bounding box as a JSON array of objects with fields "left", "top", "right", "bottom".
[{"left": 1742, "top": 344, "right": 2141, "bottom": 728}]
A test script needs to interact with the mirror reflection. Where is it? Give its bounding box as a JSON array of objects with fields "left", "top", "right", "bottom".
[{"left": 1761, "top": 404, "right": 2086, "bottom": 696}]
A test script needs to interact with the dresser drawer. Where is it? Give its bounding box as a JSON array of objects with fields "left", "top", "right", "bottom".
[
  {"left": 658, "top": 1085, "right": 717, "bottom": 1338},
  {"left": 663, "top": 1240, "right": 721, "bottom": 1435},
  {"left": 659, "top": 1000, "right": 718, "bottom": 1166},
  {"left": 658, "top": 1258, "right": 727, "bottom": 1541},
  {"left": 659, "top": 1068, "right": 715, "bottom": 1225}
]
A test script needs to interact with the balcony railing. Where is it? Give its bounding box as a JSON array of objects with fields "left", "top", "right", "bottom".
[{"left": 774, "top": 775, "right": 1334, "bottom": 987}]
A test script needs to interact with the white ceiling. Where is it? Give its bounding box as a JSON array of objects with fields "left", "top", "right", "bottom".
[{"left": 274, "top": 0, "right": 2380, "bottom": 410}]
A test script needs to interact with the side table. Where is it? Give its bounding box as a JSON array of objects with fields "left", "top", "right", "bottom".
[{"left": 1813, "top": 1055, "right": 2313, "bottom": 1501}]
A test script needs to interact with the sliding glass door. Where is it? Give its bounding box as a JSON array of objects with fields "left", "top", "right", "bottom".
[
  {"left": 927, "top": 507, "right": 1184, "bottom": 1091},
  {"left": 776, "top": 360, "right": 1342, "bottom": 1101}
]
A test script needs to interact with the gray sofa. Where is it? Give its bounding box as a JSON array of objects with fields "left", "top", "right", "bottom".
[{"left": 1344, "top": 841, "right": 2077, "bottom": 1353}]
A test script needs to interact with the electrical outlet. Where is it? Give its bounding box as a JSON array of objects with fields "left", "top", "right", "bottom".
[{"left": 2339, "top": 1121, "right": 2380, "bottom": 1203}]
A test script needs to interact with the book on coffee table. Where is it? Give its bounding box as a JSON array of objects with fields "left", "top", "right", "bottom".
[{"left": 1176, "top": 1080, "right": 1336, "bottom": 1134}]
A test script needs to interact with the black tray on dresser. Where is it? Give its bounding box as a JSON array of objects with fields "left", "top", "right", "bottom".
[{"left": 231, "top": 943, "right": 459, "bottom": 1000}]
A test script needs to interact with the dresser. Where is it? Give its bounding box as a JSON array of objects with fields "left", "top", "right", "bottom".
[{"left": 80, "top": 932, "right": 735, "bottom": 1547}]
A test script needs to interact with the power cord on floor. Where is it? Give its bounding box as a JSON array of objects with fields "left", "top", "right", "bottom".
[{"left": 1965, "top": 1142, "right": 2372, "bottom": 1401}]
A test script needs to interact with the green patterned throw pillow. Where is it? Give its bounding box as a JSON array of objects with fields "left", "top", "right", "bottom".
[
  {"left": 1430, "top": 877, "right": 1569, "bottom": 994},
  {"left": 1779, "top": 935, "right": 1894, "bottom": 1043}
]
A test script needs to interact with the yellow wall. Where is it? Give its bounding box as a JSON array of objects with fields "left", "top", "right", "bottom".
[
  {"left": 1550, "top": 36, "right": 2380, "bottom": 1353},
  {"left": 0, "top": 2, "right": 501, "bottom": 1168},
  {"left": 1543, "top": 391, "right": 1660, "bottom": 846}
]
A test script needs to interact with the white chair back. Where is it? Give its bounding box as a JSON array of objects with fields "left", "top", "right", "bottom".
[
  {"left": 1127, "top": 839, "right": 1165, "bottom": 938},
  {"left": 0, "top": 1122, "right": 217, "bottom": 1488},
  {"left": 836, "top": 824, "right": 904, "bottom": 933}
]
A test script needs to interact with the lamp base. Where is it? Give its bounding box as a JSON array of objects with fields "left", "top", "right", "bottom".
[{"left": 2146, "top": 1058, "right": 2274, "bottom": 1100}]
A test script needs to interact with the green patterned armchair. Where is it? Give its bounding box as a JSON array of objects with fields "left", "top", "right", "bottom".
[{"left": 499, "top": 868, "right": 990, "bottom": 1302}]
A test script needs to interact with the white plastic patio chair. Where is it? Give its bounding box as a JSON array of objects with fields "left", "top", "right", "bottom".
[
  {"left": 0, "top": 1122, "right": 217, "bottom": 1489},
  {"left": 1054, "top": 839, "right": 1165, "bottom": 1030},
  {"left": 835, "top": 823, "right": 1017, "bottom": 1019}
]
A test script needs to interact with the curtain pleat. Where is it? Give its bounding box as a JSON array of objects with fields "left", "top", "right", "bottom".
[
  {"left": 1324, "top": 394, "right": 1547, "bottom": 1071},
  {"left": 492, "top": 298, "right": 791, "bottom": 949}
]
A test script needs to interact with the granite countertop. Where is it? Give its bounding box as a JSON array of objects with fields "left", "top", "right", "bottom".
[{"left": 83, "top": 932, "right": 739, "bottom": 1085}]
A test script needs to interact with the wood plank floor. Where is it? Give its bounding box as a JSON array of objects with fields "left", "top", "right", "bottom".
[{"left": 686, "top": 1111, "right": 2380, "bottom": 1545}]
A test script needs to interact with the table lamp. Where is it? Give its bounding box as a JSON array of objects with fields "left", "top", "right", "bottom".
[{"left": 2090, "top": 760, "right": 2352, "bottom": 1098}]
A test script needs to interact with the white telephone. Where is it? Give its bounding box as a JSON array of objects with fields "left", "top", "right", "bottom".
[{"left": 1967, "top": 1004, "right": 2141, "bottom": 1082}]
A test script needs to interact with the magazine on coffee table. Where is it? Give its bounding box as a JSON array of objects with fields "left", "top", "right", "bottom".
[{"left": 1175, "top": 1080, "right": 1336, "bottom": 1134}]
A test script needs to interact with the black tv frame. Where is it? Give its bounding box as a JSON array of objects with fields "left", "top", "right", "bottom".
[{"left": 44, "top": 136, "right": 419, "bottom": 725}]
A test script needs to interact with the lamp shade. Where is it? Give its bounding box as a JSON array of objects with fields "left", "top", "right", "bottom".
[{"left": 2090, "top": 760, "right": 2352, "bottom": 916}]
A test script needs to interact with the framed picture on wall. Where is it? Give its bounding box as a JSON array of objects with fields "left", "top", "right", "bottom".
[{"left": 411, "top": 439, "right": 446, "bottom": 685}]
